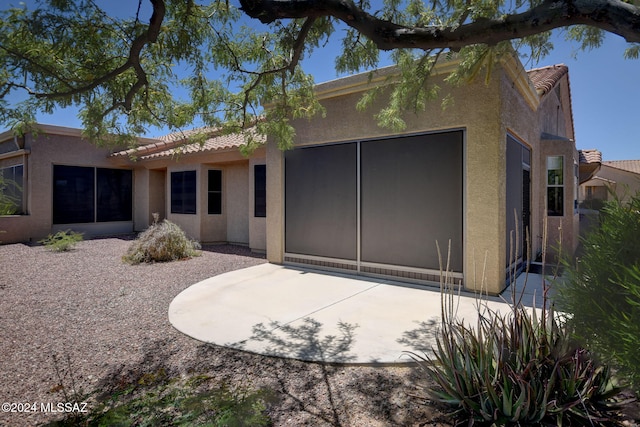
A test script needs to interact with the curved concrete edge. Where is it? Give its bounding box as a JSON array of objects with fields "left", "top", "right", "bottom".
[{"left": 169, "top": 263, "right": 536, "bottom": 364}]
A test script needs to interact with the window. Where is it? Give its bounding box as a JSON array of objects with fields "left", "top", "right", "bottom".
[
  {"left": 171, "top": 170, "right": 197, "bottom": 214},
  {"left": 547, "top": 156, "right": 564, "bottom": 216},
  {"left": 97, "top": 168, "right": 133, "bottom": 222},
  {"left": 0, "top": 164, "right": 24, "bottom": 215},
  {"left": 254, "top": 165, "right": 266, "bottom": 217},
  {"left": 208, "top": 170, "right": 222, "bottom": 215},
  {"left": 53, "top": 165, "right": 132, "bottom": 224}
]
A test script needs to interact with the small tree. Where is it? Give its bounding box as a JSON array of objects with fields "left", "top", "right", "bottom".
[
  {"left": 0, "top": 1, "right": 639, "bottom": 148},
  {"left": 556, "top": 193, "right": 640, "bottom": 394}
]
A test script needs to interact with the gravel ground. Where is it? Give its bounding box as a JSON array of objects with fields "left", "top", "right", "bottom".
[
  {"left": 0, "top": 237, "right": 451, "bottom": 427},
  {"left": 2, "top": 238, "right": 639, "bottom": 427}
]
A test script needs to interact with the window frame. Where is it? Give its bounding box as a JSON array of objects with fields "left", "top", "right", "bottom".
[
  {"left": 53, "top": 165, "right": 133, "bottom": 224},
  {"left": 547, "top": 155, "right": 564, "bottom": 217},
  {"left": 207, "top": 169, "right": 222, "bottom": 215},
  {"left": 170, "top": 170, "right": 197, "bottom": 215},
  {"left": 96, "top": 168, "right": 133, "bottom": 222},
  {"left": 254, "top": 164, "right": 266, "bottom": 218},
  {"left": 0, "top": 164, "right": 24, "bottom": 215}
]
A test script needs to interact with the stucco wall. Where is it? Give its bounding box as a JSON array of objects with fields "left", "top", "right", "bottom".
[
  {"left": 134, "top": 168, "right": 151, "bottom": 231},
  {"left": 536, "top": 76, "right": 579, "bottom": 260},
  {"left": 149, "top": 169, "right": 166, "bottom": 223},
  {"left": 135, "top": 149, "right": 261, "bottom": 245},
  {"left": 268, "top": 66, "right": 510, "bottom": 293},
  {"left": 0, "top": 127, "right": 133, "bottom": 244},
  {"left": 224, "top": 163, "right": 250, "bottom": 244},
  {"left": 583, "top": 165, "right": 640, "bottom": 202}
]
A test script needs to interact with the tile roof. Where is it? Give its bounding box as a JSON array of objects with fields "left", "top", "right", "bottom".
[
  {"left": 579, "top": 149, "right": 602, "bottom": 165},
  {"left": 157, "top": 127, "right": 213, "bottom": 143},
  {"left": 526, "top": 64, "right": 568, "bottom": 96},
  {"left": 603, "top": 160, "right": 640, "bottom": 175},
  {"left": 112, "top": 127, "right": 264, "bottom": 160}
]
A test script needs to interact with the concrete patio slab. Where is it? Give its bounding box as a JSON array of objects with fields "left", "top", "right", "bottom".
[{"left": 169, "top": 264, "right": 549, "bottom": 364}]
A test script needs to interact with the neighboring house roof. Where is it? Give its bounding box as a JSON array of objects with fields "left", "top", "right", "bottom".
[
  {"left": 603, "top": 160, "right": 640, "bottom": 175},
  {"left": 579, "top": 149, "right": 602, "bottom": 165},
  {"left": 526, "top": 64, "right": 568, "bottom": 97},
  {"left": 112, "top": 127, "right": 264, "bottom": 160},
  {"left": 586, "top": 176, "right": 616, "bottom": 185},
  {"left": 578, "top": 149, "right": 602, "bottom": 184}
]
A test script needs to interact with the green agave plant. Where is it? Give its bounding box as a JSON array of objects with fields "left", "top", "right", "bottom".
[{"left": 409, "top": 298, "right": 627, "bottom": 426}]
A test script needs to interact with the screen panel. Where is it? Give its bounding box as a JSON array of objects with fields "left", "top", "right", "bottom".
[
  {"left": 53, "top": 165, "right": 95, "bottom": 224},
  {"left": 285, "top": 143, "right": 357, "bottom": 260},
  {"left": 506, "top": 136, "right": 525, "bottom": 265},
  {"left": 360, "top": 131, "right": 463, "bottom": 270},
  {"left": 254, "top": 165, "right": 266, "bottom": 217},
  {"left": 97, "top": 168, "right": 133, "bottom": 222},
  {"left": 171, "top": 170, "right": 197, "bottom": 214}
]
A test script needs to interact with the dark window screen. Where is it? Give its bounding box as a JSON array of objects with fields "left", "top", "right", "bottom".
[
  {"left": 360, "top": 132, "right": 463, "bottom": 270},
  {"left": 506, "top": 136, "right": 525, "bottom": 264},
  {"left": 208, "top": 170, "right": 222, "bottom": 214},
  {"left": 254, "top": 165, "right": 266, "bottom": 217},
  {"left": 171, "top": 170, "right": 197, "bottom": 214},
  {"left": 97, "top": 168, "right": 132, "bottom": 222},
  {"left": 53, "top": 165, "right": 95, "bottom": 224},
  {"left": 285, "top": 143, "right": 357, "bottom": 260}
]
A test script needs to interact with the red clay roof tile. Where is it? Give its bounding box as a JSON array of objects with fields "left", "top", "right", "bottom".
[{"left": 526, "top": 64, "right": 568, "bottom": 96}]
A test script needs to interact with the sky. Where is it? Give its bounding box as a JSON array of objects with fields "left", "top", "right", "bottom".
[{"left": 5, "top": 1, "right": 640, "bottom": 160}]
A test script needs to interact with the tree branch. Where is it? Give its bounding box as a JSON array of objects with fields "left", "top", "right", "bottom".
[
  {"left": 239, "top": 0, "right": 640, "bottom": 50},
  {"left": 33, "top": 0, "right": 164, "bottom": 102}
]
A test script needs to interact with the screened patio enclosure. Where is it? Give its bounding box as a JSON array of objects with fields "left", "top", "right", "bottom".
[{"left": 284, "top": 130, "right": 464, "bottom": 285}]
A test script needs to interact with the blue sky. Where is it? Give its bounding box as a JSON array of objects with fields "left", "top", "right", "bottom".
[{"left": 6, "top": 1, "right": 640, "bottom": 160}]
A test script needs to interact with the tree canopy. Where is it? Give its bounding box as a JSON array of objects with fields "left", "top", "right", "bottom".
[{"left": 0, "top": 0, "right": 638, "bottom": 149}]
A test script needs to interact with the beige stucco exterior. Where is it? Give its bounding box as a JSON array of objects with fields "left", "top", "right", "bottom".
[
  {"left": 124, "top": 146, "right": 267, "bottom": 249},
  {"left": 0, "top": 125, "right": 138, "bottom": 243},
  {"left": 1, "top": 54, "right": 580, "bottom": 296},
  {"left": 266, "top": 54, "right": 579, "bottom": 294},
  {"left": 580, "top": 164, "right": 640, "bottom": 203},
  {"left": 0, "top": 125, "right": 268, "bottom": 252}
]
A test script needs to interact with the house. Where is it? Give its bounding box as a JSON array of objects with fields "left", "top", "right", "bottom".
[
  {"left": 0, "top": 125, "right": 267, "bottom": 252},
  {"left": 580, "top": 156, "right": 640, "bottom": 205},
  {"left": 0, "top": 51, "right": 580, "bottom": 295},
  {"left": 265, "top": 56, "right": 579, "bottom": 295}
]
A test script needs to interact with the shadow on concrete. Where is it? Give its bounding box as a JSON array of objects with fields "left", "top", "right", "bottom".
[
  {"left": 396, "top": 317, "right": 441, "bottom": 355},
  {"left": 233, "top": 317, "right": 359, "bottom": 363}
]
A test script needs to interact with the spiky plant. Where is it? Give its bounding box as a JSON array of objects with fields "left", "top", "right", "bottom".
[{"left": 408, "top": 242, "right": 628, "bottom": 425}]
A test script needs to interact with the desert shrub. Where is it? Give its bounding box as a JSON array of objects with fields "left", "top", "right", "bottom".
[
  {"left": 410, "top": 297, "right": 624, "bottom": 425},
  {"left": 39, "top": 230, "right": 83, "bottom": 252},
  {"left": 556, "top": 193, "right": 640, "bottom": 394},
  {"left": 123, "top": 219, "right": 201, "bottom": 264}
]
